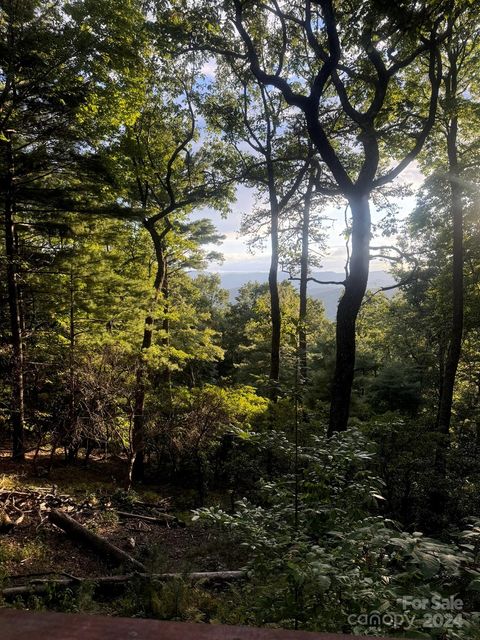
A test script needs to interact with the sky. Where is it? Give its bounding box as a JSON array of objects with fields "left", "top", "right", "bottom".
[
  {"left": 192, "top": 60, "right": 427, "bottom": 275},
  {"left": 190, "top": 162, "right": 424, "bottom": 274}
]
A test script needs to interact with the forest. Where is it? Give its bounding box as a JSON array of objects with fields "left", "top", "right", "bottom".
[{"left": 1, "top": 0, "right": 480, "bottom": 637}]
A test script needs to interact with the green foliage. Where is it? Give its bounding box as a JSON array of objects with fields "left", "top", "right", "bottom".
[
  {"left": 148, "top": 384, "right": 268, "bottom": 501},
  {"left": 195, "top": 428, "right": 480, "bottom": 637},
  {"left": 112, "top": 577, "right": 224, "bottom": 622},
  {"left": 1, "top": 1, "right": 480, "bottom": 635},
  {"left": 223, "top": 281, "right": 332, "bottom": 393}
]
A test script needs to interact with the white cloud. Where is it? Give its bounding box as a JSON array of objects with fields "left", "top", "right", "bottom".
[
  {"left": 191, "top": 164, "right": 424, "bottom": 273},
  {"left": 200, "top": 58, "right": 217, "bottom": 78},
  {"left": 393, "top": 159, "right": 425, "bottom": 188}
]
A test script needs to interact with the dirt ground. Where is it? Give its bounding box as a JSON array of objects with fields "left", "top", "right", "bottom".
[{"left": 0, "top": 450, "right": 245, "bottom": 588}]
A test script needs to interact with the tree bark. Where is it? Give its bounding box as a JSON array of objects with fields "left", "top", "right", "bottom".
[
  {"left": 328, "top": 194, "right": 371, "bottom": 436},
  {"left": 65, "top": 268, "right": 78, "bottom": 461},
  {"left": 436, "top": 102, "right": 463, "bottom": 444},
  {"left": 129, "top": 221, "right": 167, "bottom": 485},
  {"left": 160, "top": 268, "right": 172, "bottom": 394},
  {"left": 298, "top": 172, "right": 314, "bottom": 385},
  {"left": 433, "top": 40, "right": 463, "bottom": 485},
  {"left": 3, "top": 130, "right": 25, "bottom": 460},
  {"left": 267, "top": 162, "right": 281, "bottom": 400}
]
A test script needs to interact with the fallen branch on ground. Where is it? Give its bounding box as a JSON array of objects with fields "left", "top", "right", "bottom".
[
  {"left": 117, "top": 510, "right": 185, "bottom": 527},
  {"left": 0, "top": 489, "right": 62, "bottom": 500},
  {"left": 0, "top": 489, "right": 83, "bottom": 511},
  {"left": 1, "top": 570, "right": 245, "bottom": 599},
  {"left": 48, "top": 509, "right": 146, "bottom": 571}
]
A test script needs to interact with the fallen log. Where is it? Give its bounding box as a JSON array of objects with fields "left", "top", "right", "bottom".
[
  {"left": 48, "top": 509, "right": 146, "bottom": 572},
  {"left": 1, "top": 570, "right": 245, "bottom": 599},
  {"left": 117, "top": 510, "right": 185, "bottom": 527}
]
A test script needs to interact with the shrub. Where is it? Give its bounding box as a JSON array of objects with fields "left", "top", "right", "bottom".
[{"left": 194, "top": 428, "right": 480, "bottom": 638}]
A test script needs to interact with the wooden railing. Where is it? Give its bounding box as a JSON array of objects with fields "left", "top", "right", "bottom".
[{"left": 0, "top": 609, "right": 406, "bottom": 640}]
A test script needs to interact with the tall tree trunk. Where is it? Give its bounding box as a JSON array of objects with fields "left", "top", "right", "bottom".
[
  {"left": 3, "top": 130, "right": 25, "bottom": 460},
  {"left": 435, "top": 60, "right": 463, "bottom": 470},
  {"left": 267, "top": 163, "right": 281, "bottom": 400},
  {"left": 68, "top": 269, "right": 77, "bottom": 454},
  {"left": 129, "top": 222, "right": 166, "bottom": 485},
  {"left": 130, "top": 323, "right": 152, "bottom": 484},
  {"left": 328, "top": 193, "right": 371, "bottom": 436},
  {"left": 298, "top": 172, "right": 314, "bottom": 385},
  {"left": 160, "top": 269, "right": 172, "bottom": 395}
]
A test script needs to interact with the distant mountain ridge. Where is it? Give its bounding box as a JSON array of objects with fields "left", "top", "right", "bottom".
[{"left": 214, "top": 270, "right": 395, "bottom": 319}]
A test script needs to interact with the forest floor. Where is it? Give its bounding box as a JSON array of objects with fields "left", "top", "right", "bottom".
[{"left": 0, "top": 449, "right": 244, "bottom": 588}]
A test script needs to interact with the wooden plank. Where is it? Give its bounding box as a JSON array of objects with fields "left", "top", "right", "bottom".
[{"left": 0, "top": 610, "right": 411, "bottom": 640}]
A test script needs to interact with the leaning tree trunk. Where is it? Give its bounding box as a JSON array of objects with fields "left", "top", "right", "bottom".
[
  {"left": 3, "top": 130, "right": 25, "bottom": 461},
  {"left": 328, "top": 193, "right": 371, "bottom": 436},
  {"left": 129, "top": 222, "right": 166, "bottom": 486},
  {"left": 298, "top": 172, "right": 314, "bottom": 385}
]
